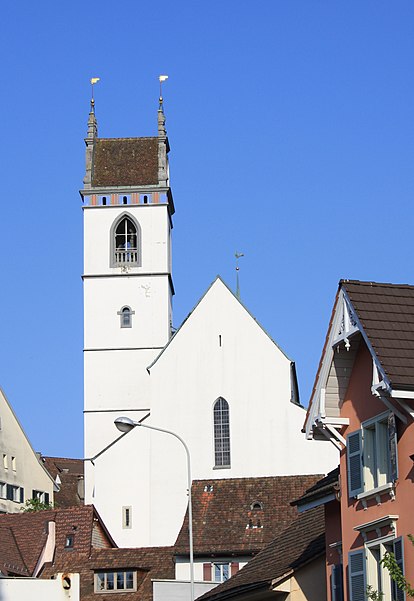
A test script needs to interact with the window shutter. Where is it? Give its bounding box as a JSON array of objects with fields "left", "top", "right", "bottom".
[
  {"left": 331, "top": 564, "right": 344, "bottom": 601},
  {"left": 6, "top": 484, "right": 13, "bottom": 501},
  {"left": 203, "top": 563, "right": 212, "bottom": 581},
  {"left": 392, "top": 538, "right": 405, "bottom": 601},
  {"left": 19, "top": 487, "right": 24, "bottom": 503},
  {"left": 231, "top": 562, "right": 239, "bottom": 577},
  {"left": 347, "top": 430, "right": 363, "bottom": 496},
  {"left": 388, "top": 413, "right": 398, "bottom": 482},
  {"left": 348, "top": 550, "right": 366, "bottom": 601},
  {"left": 45, "top": 492, "right": 50, "bottom": 505}
]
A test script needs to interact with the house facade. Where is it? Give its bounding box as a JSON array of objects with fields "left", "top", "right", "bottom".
[
  {"left": 304, "top": 280, "right": 414, "bottom": 601},
  {"left": 81, "top": 93, "right": 337, "bottom": 548},
  {"left": 0, "top": 387, "right": 54, "bottom": 513}
]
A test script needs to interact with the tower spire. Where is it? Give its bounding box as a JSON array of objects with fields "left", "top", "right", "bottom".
[
  {"left": 235, "top": 252, "right": 244, "bottom": 300},
  {"left": 83, "top": 78, "right": 100, "bottom": 188}
]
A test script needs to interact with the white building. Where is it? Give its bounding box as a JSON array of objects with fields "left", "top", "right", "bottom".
[
  {"left": 0, "top": 387, "right": 55, "bottom": 513},
  {"left": 81, "top": 96, "right": 336, "bottom": 548}
]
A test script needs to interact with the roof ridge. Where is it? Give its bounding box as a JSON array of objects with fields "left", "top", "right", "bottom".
[{"left": 341, "top": 279, "right": 414, "bottom": 290}]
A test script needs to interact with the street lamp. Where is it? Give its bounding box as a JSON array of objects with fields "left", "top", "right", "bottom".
[{"left": 114, "top": 417, "right": 195, "bottom": 601}]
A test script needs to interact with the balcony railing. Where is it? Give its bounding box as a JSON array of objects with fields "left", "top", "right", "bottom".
[{"left": 114, "top": 249, "right": 138, "bottom": 264}]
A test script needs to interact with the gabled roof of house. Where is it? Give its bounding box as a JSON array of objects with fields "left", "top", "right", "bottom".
[
  {"left": 41, "top": 546, "right": 175, "bottom": 601},
  {"left": 343, "top": 280, "right": 414, "bottom": 389},
  {"left": 305, "top": 279, "right": 414, "bottom": 438},
  {"left": 0, "top": 387, "right": 55, "bottom": 487},
  {"left": 197, "top": 506, "right": 325, "bottom": 601},
  {"left": 148, "top": 276, "right": 294, "bottom": 371},
  {"left": 174, "top": 476, "right": 322, "bottom": 556},
  {"left": 92, "top": 137, "right": 159, "bottom": 187},
  {"left": 42, "top": 455, "right": 84, "bottom": 508},
  {"left": 0, "top": 504, "right": 115, "bottom": 576}
]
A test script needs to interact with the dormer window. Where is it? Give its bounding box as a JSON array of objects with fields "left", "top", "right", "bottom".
[{"left": 112, "top": 215, "right": 140, "bottom": 267}]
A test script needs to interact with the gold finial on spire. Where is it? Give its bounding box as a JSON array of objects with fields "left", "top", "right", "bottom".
[{"left": 159, "top": 75, "right": 168, "bottom": 108}]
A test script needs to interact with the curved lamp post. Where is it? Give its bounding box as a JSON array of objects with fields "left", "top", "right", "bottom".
[{"left": 114, "top": 417, "right": 195, "bottom": 601}]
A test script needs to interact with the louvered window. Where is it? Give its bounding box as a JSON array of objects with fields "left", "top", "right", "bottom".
[{"left": 348, "top": 550, "right": 366, "bottom": 601}]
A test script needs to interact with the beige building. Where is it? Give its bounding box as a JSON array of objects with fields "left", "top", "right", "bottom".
[{"left": 0, "top": 387, "right": 54, "bottom": 512}]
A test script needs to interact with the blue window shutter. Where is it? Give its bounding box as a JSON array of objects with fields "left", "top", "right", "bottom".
[
  {"left": 388, "top": 413, "right": 398, "bottom": 482},
  {"left": 348, "top": 550, "right": 366, "bottom": 601},
  {"left": 392, "top": 538, "right": 405, "bottom": 601},
  {"left": 19, "top": 487, "right": 24, "bottom": 503},
  {"left": 347, "top": 430, "right": 363, "bottom": 497},
  {"left": 331, "top": 564, "right": 344, "bottom": 601}
]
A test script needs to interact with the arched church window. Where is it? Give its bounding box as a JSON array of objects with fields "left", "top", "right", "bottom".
[
  {"left": 214, "top": 397, "right": 230, "bottom": 468},
  {"left": 118, "top": 306, "right": 134, "bottom": 328},
  {"left": 112, "top": 215, "right": 140, "bottom": 266}
]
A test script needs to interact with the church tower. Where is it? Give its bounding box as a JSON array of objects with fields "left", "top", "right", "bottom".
[{"left": 81, "top": 93, "right": 175, "bottom": 545}]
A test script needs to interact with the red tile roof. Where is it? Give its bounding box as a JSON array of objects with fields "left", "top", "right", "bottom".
[
  {"left": 41, "top": 546, "right": 175, "bottom": 601},
  {"left": 92, "top": 138, "right": 159, "bottom": 187},
  {"left": 175, "top": 476, "right": 323, "bottom": 555},
  {"left": 342, "top": 280, "right": 414, "bottom": 389},
  {"left": 42, "top": 456, "right": 84, "bottom": 508},
  {"left": 198, "top": 506, "right": 325, "bottom": 601},
  {"left": 0, "top": 505, "right": 115, "bottom": 575}
]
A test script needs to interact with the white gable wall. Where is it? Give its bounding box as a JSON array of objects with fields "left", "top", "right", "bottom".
[
  {"left": 0, "top": 388, "right": 54, "bottom": 513},
  {"left": 145, "top": 279, "right": 337, "bottom": 546}
]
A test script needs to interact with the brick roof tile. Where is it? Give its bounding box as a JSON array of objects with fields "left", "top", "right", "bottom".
[
  {"left": 343, "top": 280, "right": 414, "bottom": 388},
  {"left": 92, "top": 138, "right": 159, "bottom": 187},
  {"left": 175, "top": 476, "right": 322, "bottom": 555}
]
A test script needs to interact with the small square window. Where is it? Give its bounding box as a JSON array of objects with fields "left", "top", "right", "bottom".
[{"left": 65, "top": 535, "right": 74, "bottom": 548}]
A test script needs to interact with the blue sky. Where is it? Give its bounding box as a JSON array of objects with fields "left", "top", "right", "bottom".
[{"left": 1, "top": 2, "right": 414, "bottom": 457}]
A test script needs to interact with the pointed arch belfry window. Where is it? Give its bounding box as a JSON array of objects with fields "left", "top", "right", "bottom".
[
  {"left": 214, "top": 397, "right": 230, "bottom": 468},
  {"left": 111, "top": 214, "right": 141, "bottom": 267}
]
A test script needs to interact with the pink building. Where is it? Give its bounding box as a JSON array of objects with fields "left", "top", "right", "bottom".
[{"left": 304, "top": 280, "right": 414, "bottom": 601}]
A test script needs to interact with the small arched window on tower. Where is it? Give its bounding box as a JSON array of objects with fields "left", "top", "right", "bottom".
[
  {"left": 118, "top": 306, "right": 134, "bottom": 328},
  {"left": 213, "top": 397, "right": 230, "bottom": 468},
  {"left": 113, "top": 215, "right": 140, "bottom": 266}
]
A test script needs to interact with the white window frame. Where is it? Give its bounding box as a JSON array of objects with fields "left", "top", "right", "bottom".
[
  {"left": 363, "top": 412, "right": 391, "bottom": 491},
  {"left": 365, "top": 536, "right": 394, "bottom": 601},
  {"left": 213, "top": 563, "right": 230, "bottom": 583},
  {"left": 95, "top": 571, "right": 137, "bottom": 593}
]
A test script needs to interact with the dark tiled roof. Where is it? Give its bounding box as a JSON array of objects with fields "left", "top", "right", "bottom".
[
  {"left": 0, "top": 505, "right": 114, "bottom": 575},
  {"left": 175, "top": 476, "right": 322, "bottom": 555},
  {"left": 92, "top": 138, "right": 159, "bottom": 187},
  {"left": 342, "top": 280, "right": 414, "bottom": 389},
  {"left": 41, "top": 547, "right": 175, "bottom": 601},
  {"left": 198, "top": 506, "right": 325, "bottom": 601},
  {"left": 0, "top": 525, "right": 29, "bottom": 576},
  {"left": 42, "top": 456, "right": 84, "bottom": 508},
  {"left": 292, "top": 467, "right": 339, "bottom": 508}
]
